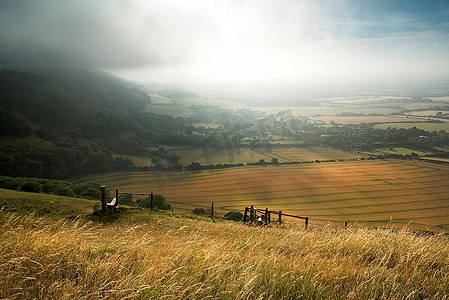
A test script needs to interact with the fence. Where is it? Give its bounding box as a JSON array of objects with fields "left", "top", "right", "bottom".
[
  {"left": 100, "top": 185, "right": 216, "bottom": 219},
  {"left": 243, "top": 205, "right": 309, "bottom": 229}
]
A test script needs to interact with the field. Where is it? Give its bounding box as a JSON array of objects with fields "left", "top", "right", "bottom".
[
  {"left": 166, "top": 146, "right": 360, "bottom": 166},
  {"left": 374, "top": 122, "right": 449, "bottom": 131},
  {"left": 148, "top": 93, "right": 172, "bottom": 104},
  {"left": 262, "top": 146, "right": 361, "bottom": 162},
  {"left": 310, "top": 115, "right": 426, "bottom": 125},
  {"left": 2, "top": 210, "right": 449, "bottom": 299},
  {"left": 89, "top": 159, "right": 449, "bottom": 231},
  {"left": 168, "top": 147, "right": 271, "bottom": 165}
]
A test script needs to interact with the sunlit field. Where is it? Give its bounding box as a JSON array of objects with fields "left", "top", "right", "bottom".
[
  {"left": 87, "top": 159, "right": 449, "bottom": 232},
  {"left": 2, "top": 212, "right": 449, "bottom": 299}
]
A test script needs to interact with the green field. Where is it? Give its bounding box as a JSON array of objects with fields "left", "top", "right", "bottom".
[
  {"left": 168, "top": 147, "right": 271, "bottom": 165},
  {"left": 374, "top": 122, "right": 449, "bottom": 131},
  {"left": 166, "top": 146, "right": 360, "bottom": 166},
  {"left": 86, "top": 159, "right": 449, "bottom": 231},
  {"left": 124, "top": 146, "right": 360, "bottom": 168}
]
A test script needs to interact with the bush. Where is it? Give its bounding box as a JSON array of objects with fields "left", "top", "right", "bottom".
[
  {"left": 73, "top": 182, "right": 100, "bottom": 197},
  {"left": 138, "top": 194, "right": 171, "bottom": 210},
  {"left": 224, "top": 211, "right": 243, "bottom": 221},
  {"left": 1, "top": 178, "right": 23, "bottom": 190},
  {"left": 118, "top": 194, "right": 137, "bottom": 206},
  {"left": 53, "top": 186, "right": 76, "bottom": 197},
  {"left": 192, "top": 208, "right": 206, "bottom": 215},
  {"left": 19, "top": 181, "right": 42, "bottom": 193},
  {"left": 79, "top": 187, "right": 100, "bottom": 200},
  {"left": 92, "top": 201, "right": 101, "bottom": 214}
]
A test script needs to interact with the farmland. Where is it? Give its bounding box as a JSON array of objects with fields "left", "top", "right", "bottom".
[
  {"left": 374, "top": 122, "right": 449, "bottom": 132},
  {"left": 166, "top": 146, "right": 359, "bottom": 166},
  {"left": 89, "top": 159, "right": 449, "bottom": 232}
]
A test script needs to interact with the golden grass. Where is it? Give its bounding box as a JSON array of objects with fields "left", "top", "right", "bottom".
[
  {"left": 86, "top": 159, "right": 449, "bottom": 231},
  {"left": 1, "top": 212, "right": 448, "bottom": 299}
]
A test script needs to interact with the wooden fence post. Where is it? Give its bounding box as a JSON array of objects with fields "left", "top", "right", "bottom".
[
  {"left": 305, "top": 217, "right": 309, "bottom": 229},
  {"left": 100, "top": 185, "right": 106, "bottom": 213},
  {"left": 250, "top": 205, "right": 254, "bottom": 222},
  {"left": 150, "top": 192, "right": 153, "bottom": 211},
  {"left": 345, "top": 220, "right": 348, "bottom": 228},
  {"left": 264, "top": 208, "right": 268, "bottom": 225},
  {"left": 278, "top": 211, "right": 282, "bottom": 223},
  {"left": 115, "top": 189, "right": 119, "bottom": 207},
  {"left": 211, "top": 202, "right": 214, "bottom": 221},
  {"left": 243, "top": 207, "right": 248, "bottom": 223},
  {"left": 268, "top": 210, "right": 271, "bottom": 223}
]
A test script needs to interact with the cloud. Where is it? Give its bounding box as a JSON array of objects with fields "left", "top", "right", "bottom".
[
  {"left": 0, "top": 0, "right": 217, "bottom": 68},
  {"left": 1, "top": 0, "right": 448, "bottom": 90}
]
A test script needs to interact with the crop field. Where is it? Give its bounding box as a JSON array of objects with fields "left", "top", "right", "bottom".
[
  {"left": 310, "top": 115, "right": 426, "bottom": 124},
  {"left": 259, "top": 146, "right": 360, "bottom": 162},
  {"left": 374, "top": 122, "right": 449, "bottom": 131},
  {"left": 91, "top": 159, "right": 449, "bottom": 231},
  {"left": 168, "top": 147, "right": 272, "bottom": 165},
  {"left": 167, "top": 146, "right": 359, "bottom": 166},
  {"left": 323, "top": 96, "right": 409, "bottom": 104},
  {"left": 148, "top": 94, "right": 172, "bottom": 104}
]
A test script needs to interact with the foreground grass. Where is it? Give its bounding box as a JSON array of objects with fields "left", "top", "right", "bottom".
[{"left": 1, "top": 211, "right": 449, "bottom": 299}]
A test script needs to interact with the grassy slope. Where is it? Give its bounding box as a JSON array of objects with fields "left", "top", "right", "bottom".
[
  {"left": 1, "top": 203, "right": 448, "bottom": 299},
  {"left": 0, "top": 188, "right": 94, "bottom": 217}
]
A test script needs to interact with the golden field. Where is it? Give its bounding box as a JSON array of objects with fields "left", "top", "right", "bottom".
[
  {"left": 1, "top": 212, "right": 449, "bottom": 299},
  {"left": 86, "top": 159, "right": 449, "bottom": 232}
]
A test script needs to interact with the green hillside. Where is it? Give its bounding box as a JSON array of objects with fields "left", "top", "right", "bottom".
[
  {"left": 0, "top": 69, "right": 149, "bottom": 128},
  {"left": 0, "top": 69, "right": 195, "bottom": 178}
]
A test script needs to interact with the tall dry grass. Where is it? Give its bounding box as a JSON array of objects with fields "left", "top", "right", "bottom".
[{"left": 1, "top": 212, "right": 449, "bottom": 299}]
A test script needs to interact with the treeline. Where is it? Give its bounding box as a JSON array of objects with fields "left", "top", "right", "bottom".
[
  {"left": 0, "top": 143, "right": 135, "bottom": 178},
  {"left": 320, "top": 126, "right": 449, "bottom": 151}
]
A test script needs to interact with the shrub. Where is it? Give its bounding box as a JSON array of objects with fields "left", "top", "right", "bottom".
[
  {"left": 92, "top": 201, "right": 101, "bottom": 214},
  {"left": 138, "top": 194, "right": 171, "bottom": 210},
  {"left": 73, "top": 182, "right": 100, "bottom": 197},
  {"left": 53, "top": 186, "right": 76, "bottom": 197},
  {"left": 79, "top": 187, "right": 100, "bottom": 200},
  {"left": 192, "top": 208, "right": 206, "bottom": 215},
  {"left": 118, "top": 194, "right": 137, "bottom": 206},
  {"left": 1, "top": 178, "right": 23, "bottom": 190},
  {"left": 19, "top": 181, "right": 42, "bottom": 193},
  {"left": 224, "top": 211, "right": 243, "bottom": 221}
]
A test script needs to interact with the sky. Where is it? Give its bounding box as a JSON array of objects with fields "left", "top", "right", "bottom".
[{"left": 1, "top": 0, "right": 449, "bottom": 96}]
